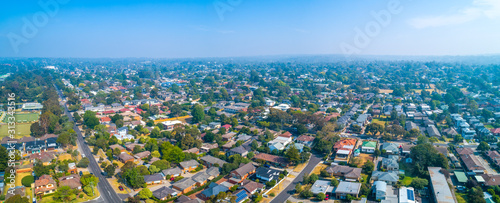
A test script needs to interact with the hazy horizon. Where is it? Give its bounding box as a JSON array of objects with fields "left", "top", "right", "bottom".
[{"left": 1, "top": 0, "right": 500, "bottom": 58}]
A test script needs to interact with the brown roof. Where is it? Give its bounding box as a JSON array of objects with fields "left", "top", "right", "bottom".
[
  {"left": 456, "top": 148, "right": 474, "bottom": 155},
  {"left": 35, "top": 174, "right": 56, "bottom": 194},
  {"left": 460, "top": 154, "right": 486, "bottom": 171},
  {"left": 30, "top": 152, "right": 55, "bottom": 163},
  {"left": 296, "top": 135, "right": 315, "bottom": 142},
  {"left": 482, "top": 174, "right": 500, "bottom": 186},
  {"left": 59, "top": 174, "right": 82, "bottom": 189},
  {"left": 241, "top": 180, "right": 264, "bottom": 193},
  {"left": 109, "top": 144, "right": 125, "bottom": 151},
  {"left": 119, "top": 153, "right": 135, "bottom": 162},
  {"left": 233, "top": 163, "right": 256, "bottom": 177},
  {"left": 278, "top": 132, "right": 292, "bottom": 138},
  {"left": 325, "top": 165, "right": 362, "bottom": 180},
  {"left": 253, "top": 153, "right": 288, "bottom": 164}
]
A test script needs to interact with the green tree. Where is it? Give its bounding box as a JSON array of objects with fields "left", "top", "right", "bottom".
[
  {"left": 104, "top": 165, "right": 116, "bottom": 178},
  {"left": 191, "top": 104, "right": 205, "bottom": 123},
  {"left": 53, "top": 186, "right": 77, "bottom": 202},
  {"left": 83, "top": 111, "right": 99, "bottom": 129},
  {"left": 331, "top": 177, "right": 339, "bottom": 187},
  {"left": 285, "top": 145, "right": 300, "bottom": 164},
  {"left": 362, "top": 160, "right": 375, "bottom": 174},
  {"left": 410, "top": 177, "right": 429, "bottom": 189},
  {"left": 478, "top": 141, "right": 490, "bottom": 152},
  {"left": 5, "top": 195, "right": 29, "bottom": 203},
  {"left": 138, "top": 188, "right": 153, "bottom": 199},
  {"left": 316, "top": 193, "right": 326, "bottom": 201},
  {"left": 77, "top": 157, "right": 90, "bottom": 168}
]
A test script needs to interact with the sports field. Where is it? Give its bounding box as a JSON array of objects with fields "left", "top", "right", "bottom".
[
  {"left": 1, "top": 112, "right": 39, "bottom": 123},
  {"left": 0, "top": 123, "right": 32, "bottom": 139}
]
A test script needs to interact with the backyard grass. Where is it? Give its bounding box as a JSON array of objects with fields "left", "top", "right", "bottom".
[
  {"left": 378, "top": 89, "right": 393, "bottom": 94},
  {"left": 401, "top": 176, "right": 414, "bottom": 186},
  {"left": 0, "top": 123, "right": 33, "bottom": 138},
  {"left": 355, "top": 153, "right": 375, "bottom": 167},
  {"left": 485, "top": 125, "right": 494, "bottom": 129},
  {"left": 15, "top": 172, "right": 32, "bottom": 187}
]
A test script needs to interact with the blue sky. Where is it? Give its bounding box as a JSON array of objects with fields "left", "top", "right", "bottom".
[{"left": 0, "top": 0, "right": 499, "bottom": 58}]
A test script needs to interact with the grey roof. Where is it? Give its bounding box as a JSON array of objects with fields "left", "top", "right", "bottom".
[
  {"left": 371, "top": 171, "right": 399, "bottom": 183},
  {"left": 144, "top": 173, "right": 164, "bottom": 183},
  {"left": 152, "top": 186, "right": 177, "bottom": 199},
  {"left": 179, "top": 160, "right": 199, "bottom": 169},
  {"left": 201, "top": 182, "right": 229, "bottom": 198},
  {"left": 172, "top": 178, "right": 196, "bottom": 190},
  {"left": 335, "top": 181, "right": 361, "bottom": 195},
  {"left": 310, "top": 180, "right": 333, "bottom": 194},
  {"left": 206, "top": 167, "right": 220, "bottom": 177},
  {"left": 428, "top": 167, "right": 455, "bottom": 203},
  {"left": 192, "top": 172, "right": 211, "bottom": 183},
  {"left": 381, "top": 143, "right": 399, "bottom": 152},
  {"left": 162, "top": 167, "right": 182, "bottom": 176},
  {"left": 427, "top": 125, "right": 441, "bottom": 137},
  {"left": 200, "top": 155, "right": 227, "bottom": 166},
  {"left": 230, "top": 146, "right": 248, "bottom": 154}
]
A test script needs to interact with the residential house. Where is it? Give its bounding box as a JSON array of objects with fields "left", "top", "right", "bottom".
[
  {"left": 241, "top": 179, "right": 264, "bottom": 194},
  {"left": 200, "top": 155, "right": 227, "bottom": 168},
  {"left": 361, "top": 141, "right": 377, "bottom": 153},
  {"left": 487, "top": 151, "right": 500, "bottom": 168},
  {"left": 373, "top": 181, "right": 387, "bottom": 200},
  {"left": 335, "top": 181, "right": 361, "bottom": 199},
  {"left": 381, "top": 143, "right": 399, "bottom": 154},
  {"left": 311, "top": 180, "right": 334, "bottom": 195},
  {"left": 228, "top": 146, "right": 249, "bottom": 157},
  {"left": 381, "top": 156, "right": 399, "bottom": 171},
  {"left": 200, "top": 183, "right": 229, "bottom": 200},
  {"left": 172, "top": 178, "right": 196, "bottom": 194},
  {"left": 296, "top": 135, "right": 315, "bottom": 147},
  {"left": 325, "top": 165, "right": 362, "bottom": 181},
  {"left": 179, "top": 160, "right": 200, "bottom": 173},
  {"left": 35, "top": 174, "right": 56, "bottom": 196},
  {"left": 253, "top": 153, "right": 289, "bottom": 167},
  {"left": 59, "top": 174, "right": 82, "bottom": 190},
  {"left": 152, "top": 186, "right": 178, "bottom": 200},
  {"left": 371, "top": 171, "right": 399, "bottom": 185},
  {"left": 229, "top": 163, "right": 256, "bottom": 184},
  {"left": 191, "top": 172, "right": 210, "bottom": 187},
  {"left": 144, "top": 173, "right": 164, "bottom": 185},
  {"left": 162, "top": 167, "right": 182, "bottom": 178},
  {"left": 118, "top": 152, "right": 135, "bottom": 163},
  {"left": 200, "top": 143, "right": 218, "bottom": 153},
  {"left": 255, "top": 167, "right": 281, "bottom": 182}
]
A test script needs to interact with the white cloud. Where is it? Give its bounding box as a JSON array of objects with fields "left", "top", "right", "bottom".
[{"left": 409, "top": 0, "right": 500, "bottom": 29}]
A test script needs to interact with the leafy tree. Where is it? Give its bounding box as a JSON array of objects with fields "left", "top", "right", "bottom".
[
  {"left": 77, "top": 157, "right": 90, "bottom": 168},
  {"left": 478, "top": 141, "right": 490, "bottom": 152},
  {"left": 454, "top": 134, "right": 464, "bottom": 143},
  {"left": 21, "top": 175, "right": 34, "bottom": 187},
  {"left": 285, "top": 145, "right": 300, "bottom": 164},
  {"left": 104, "top": 165, "right": 116, "bottom": 177},
  {"left": 53, "top": 186, "right": 77, "bottom": 202},
  {"left": 362, "top": 160, "right": 375, "bottom": 174},
  {"left": 331, "top": 177, "right": 339, "bottom": 187},
  {"left": 83, "top": 111, "right": 99, "bottom": 129},
  {"left": 191, "top": 104, "right": 205, "bottom": 123},
  {"left": 316, "top": 192, "right": 326, "bottom": 201},
  {"left": 5, "top": 195, "right": 29, "bottom": 203},
  {"left": 0, "top": 146, "right": 7, "bottom": 172},
  {"left": 410, "top": 177, "right": 429, "bottom": 189},
  {"left": 410, "top": 143, "right": 448, "bottom": 176},
  {"left": 152, "top": 160, "right": 171, "bottom": 170},
  {"left": 161, "top": 142, "right": 185, "bottom": 163},
  {"left": 81, "top": 174, "right": 99, "bottom": 186},
  {"left": 138, "top": 188, "right": 153, "bottom": 199}
]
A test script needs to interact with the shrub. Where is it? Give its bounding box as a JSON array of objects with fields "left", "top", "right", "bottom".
[
  {"left": 270, "top": 193, "right": 275, "bottom": 197},
  {"left": 79, "top": 194, "right": 84, "bottom": 198},
  {"left": 21, "top": 175, "right": 34, "bottom": 187}
]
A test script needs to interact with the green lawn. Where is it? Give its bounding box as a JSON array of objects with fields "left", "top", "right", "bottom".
[
  {"left": 456, "top": 192, "right": 467, "bottom": 203},
  {"left": 371, "top": 119, "right": 386, "bottom": 127},
  {"left": 2, "top": 113, "right": 39, "bottom": 123},
  {"left": 0, "top": 123, "right": 33, "bottom": 139},
  {"left": 401, "top": 176, "right": 413, "bottom": 186},
  {"left": 485, "top": 125, "right": 495, "bottom": 129}
]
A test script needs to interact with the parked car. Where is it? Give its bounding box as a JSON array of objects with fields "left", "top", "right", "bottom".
[{"left": 119, "top": 186, "right": 124, "bottom": 191}]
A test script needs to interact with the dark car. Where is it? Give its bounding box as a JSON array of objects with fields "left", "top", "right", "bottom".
[
  {"left": 119, "top": 186, "right": 124, "bottom": 191},
  {"left": 264, "top": 164, "right": 270, "bottom": 168}
]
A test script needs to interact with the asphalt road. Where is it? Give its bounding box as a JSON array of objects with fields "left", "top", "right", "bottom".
[
  {"left": 270, "top": 153, "right": 323, "bottom": 203},
  {"left": 54, "top": 84, "right": 124, "bottom": 203}
]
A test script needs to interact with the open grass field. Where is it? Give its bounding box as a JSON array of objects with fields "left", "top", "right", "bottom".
[
  {"left": 355, "top": 153, "right": 374, "bottom": 167},
  {"left": 0, "top": 123, "right": 32, "bottom": 139},
  {"left": 378, "top": 89, "right": 393, "bottom": 94},
  {"left": 401, "top": 176, "right": 414, "bottom": 186},
  {"left": 311, "top": 163, "right": 329, "bottom": 175},
  {"left": 2, "top": 112, "right": 39, "bottom": 123}
]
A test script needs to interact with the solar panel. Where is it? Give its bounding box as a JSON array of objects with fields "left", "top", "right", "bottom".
[
  {"left": 235, "top": 190, "right": 248, "bottom": 202},
  {"left": 407, "top": 189, "right": 414, "bottom": 201}
]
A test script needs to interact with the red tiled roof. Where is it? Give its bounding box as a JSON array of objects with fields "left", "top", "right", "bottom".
[
  {"left": 296, "top": 135, "right": 315, "bottom": 142},
  {"left": 279, "top": 132, "right": 292, "bottom": 138},
  {"left": 491, "top": 128, "right": 500, "bottom": 134}
]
